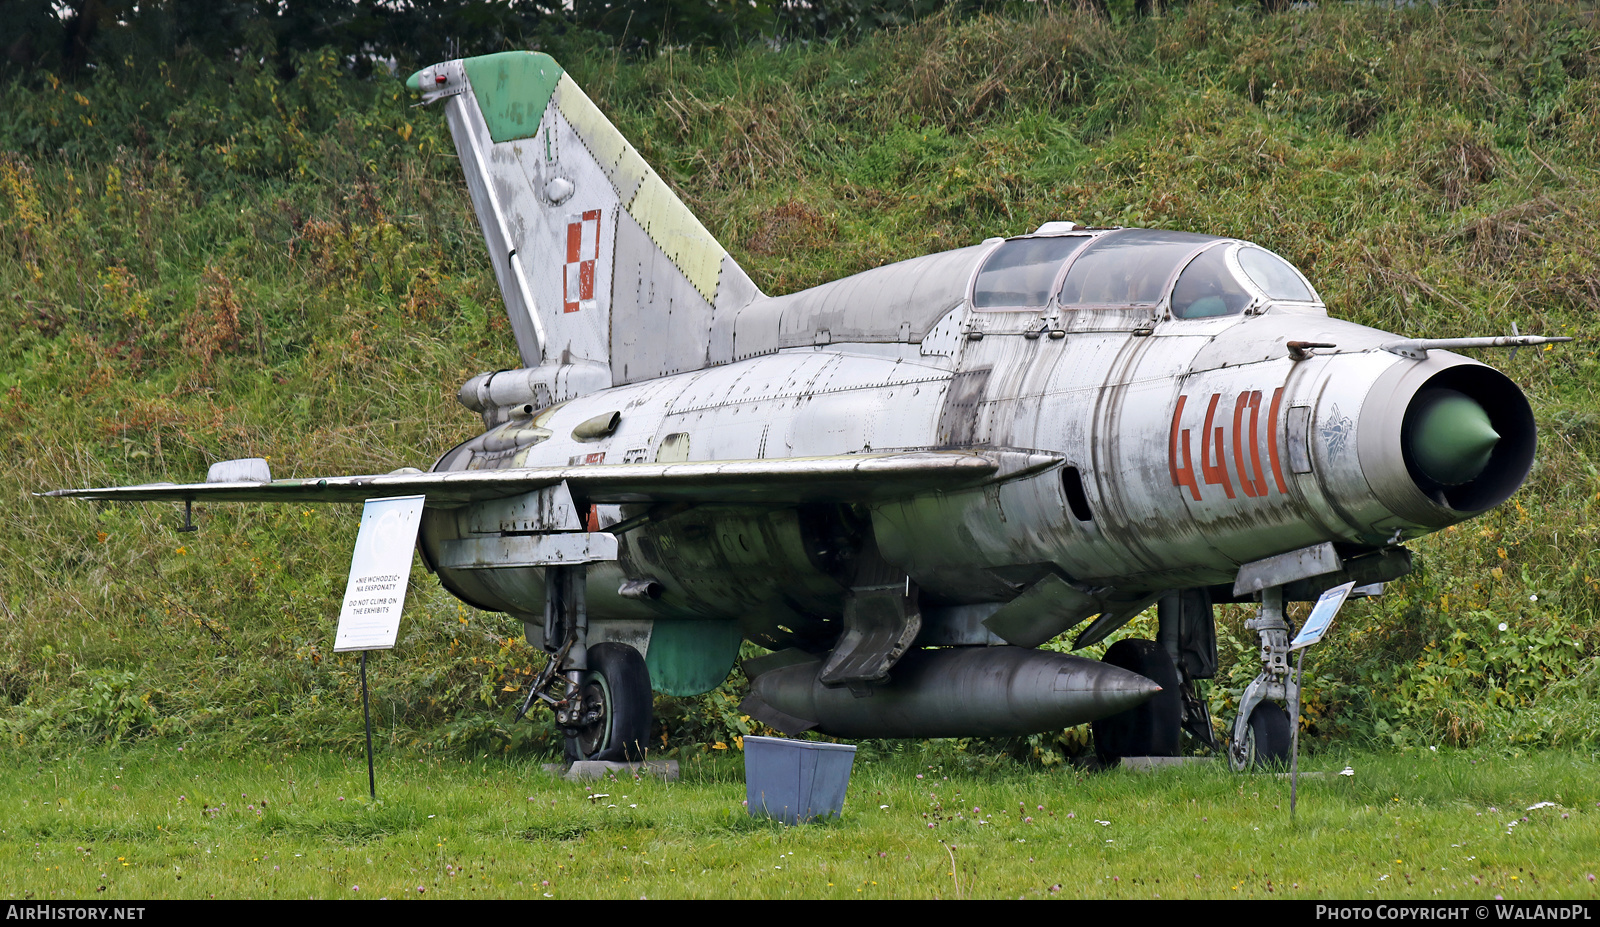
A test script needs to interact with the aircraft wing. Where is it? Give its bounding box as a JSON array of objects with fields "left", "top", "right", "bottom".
[{"left": 41, "top": 450, "right": 1060, "bottom": 507}]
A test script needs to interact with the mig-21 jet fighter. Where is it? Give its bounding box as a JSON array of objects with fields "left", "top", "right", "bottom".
[{"left": 47, "top": 51, "right": 1568, "bottom": 769}]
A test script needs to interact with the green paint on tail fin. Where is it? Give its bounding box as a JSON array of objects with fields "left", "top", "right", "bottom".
[{"left": 463, "top": 51, "right": 564, "bottom": 143}]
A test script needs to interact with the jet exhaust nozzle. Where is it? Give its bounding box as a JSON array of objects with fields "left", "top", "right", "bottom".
[{"left": 744, "top": 646, "right": 1161, "bottom": 740}]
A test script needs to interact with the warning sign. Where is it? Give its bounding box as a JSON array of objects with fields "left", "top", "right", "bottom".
[{"left": 334, "top": 495, "right": 425, "bottom": 653}]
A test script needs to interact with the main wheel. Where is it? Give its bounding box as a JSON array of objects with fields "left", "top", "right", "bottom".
[
  {"left": 1092, "top": 638, "right": 1182, "bottom": 765},
  {"left": 563, "top": 642, "right": 652, "bottom": 763},
  {"left": 1230, "top": 702, "right": 1292, "bottom": 771}
]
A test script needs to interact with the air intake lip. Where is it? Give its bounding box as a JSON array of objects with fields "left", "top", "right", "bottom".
[{"left": 1399, "top": 366, "right": 1534, "bottom": 513}]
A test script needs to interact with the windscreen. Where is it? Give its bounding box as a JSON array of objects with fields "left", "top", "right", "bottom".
[
  {"left": 1237, "top": 247, "right": 1316, "bottom": 302},
  {"left": 1169, "top": 244, "right": 1254, "bottom": 319}
]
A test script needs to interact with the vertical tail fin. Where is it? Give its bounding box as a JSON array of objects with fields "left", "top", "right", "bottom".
[{"left": 408, "top": 52, "right": 762, "bottom": 398}]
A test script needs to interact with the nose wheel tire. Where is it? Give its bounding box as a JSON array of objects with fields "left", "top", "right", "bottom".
[
  {"left": 1229, "top": 702, "right": 1291, "bottom": 771},
  {"left": 1092, "top": 638, "right": 1182, "bottom": 765},
  {"left": 563, "top": 642, "right": 652, "bottom": 763}
]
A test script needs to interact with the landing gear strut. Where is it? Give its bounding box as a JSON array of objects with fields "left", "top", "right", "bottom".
[
  {"left": 514, "top": 562, "right": 653, "bottom": 763},
  {"left": 1229, "top": 586, "right": 1295, "bottom": 771}
]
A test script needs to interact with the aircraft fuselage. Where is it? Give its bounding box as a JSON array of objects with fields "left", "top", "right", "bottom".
[{"left": 420, "top": 275, "right": 1531, "bottom": 661}]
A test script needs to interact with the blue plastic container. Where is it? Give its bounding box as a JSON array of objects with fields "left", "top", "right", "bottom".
[{"left": 743, "top": 735, "right": 857, "bottom": 825}]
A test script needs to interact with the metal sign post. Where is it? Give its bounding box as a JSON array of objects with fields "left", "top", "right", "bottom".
[
  {"left": 1288, "top": 581, "right": 1356, "bottom": 821},
  {"left": 361, "top": 651, "right": 375, "bottom": 799},
  {"left": 334, "top": 495, "right": 426, "bottom": 800}
]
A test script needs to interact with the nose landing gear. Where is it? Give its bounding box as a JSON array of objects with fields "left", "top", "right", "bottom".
[
  {"left": 1229, "top": 586, "right": 1295, "bottom": 771},
  {"left": 1233, "top": 702, "right": 1292, "bottom": 771}
]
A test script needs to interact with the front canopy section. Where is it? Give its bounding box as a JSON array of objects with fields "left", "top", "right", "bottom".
[{"left": 1056, "top": 229, "right": 1223, "bottom": 308}]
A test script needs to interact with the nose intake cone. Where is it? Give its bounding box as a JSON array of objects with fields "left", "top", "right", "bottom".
[{"left": 1407, "top": 388, "right": 1500, "bottom": 486}]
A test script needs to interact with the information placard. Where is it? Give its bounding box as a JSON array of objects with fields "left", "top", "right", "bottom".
[
  {"left": 334, "top": 495, "right": 425, "bottom": 653},
  {"left": 1290, "top": 580, "right": 1356, "bottom": 651}
]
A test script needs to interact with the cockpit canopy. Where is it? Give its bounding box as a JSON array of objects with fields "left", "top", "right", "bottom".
[{"left": 971, "top": 227, "right": 1321, "bottom": 318}]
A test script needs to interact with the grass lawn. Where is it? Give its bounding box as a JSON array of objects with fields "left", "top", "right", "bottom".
[{"left": 1, "top": 743, "right": 1596, "bottom": 900}]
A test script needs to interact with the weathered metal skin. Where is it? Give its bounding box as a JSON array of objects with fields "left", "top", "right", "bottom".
[
  {"left": 50, "top": 51, "right": 1559, "bottom": 744},
  {"left": 424, "top": 502, "right": 859, "bottom": 649},
  {"left": 419, "top": 305, "right": 1532, "bottom": 621}
]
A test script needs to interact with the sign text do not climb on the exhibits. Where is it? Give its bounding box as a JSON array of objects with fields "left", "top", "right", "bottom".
[{"left": 334, "top": 495, "right": 425, "bottom": 653}]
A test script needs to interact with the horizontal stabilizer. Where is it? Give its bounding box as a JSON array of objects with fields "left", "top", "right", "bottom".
[{"left": 42, "top": 450, "right": 1056, "bottom": 507}]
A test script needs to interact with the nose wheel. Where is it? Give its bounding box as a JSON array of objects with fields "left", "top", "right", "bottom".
[
  {"left": 1229, "top": 702, "right": 1291, "bottom": 771},
  {"left": 1228, "top": 585, "right": 1298, "bottom": 771}
]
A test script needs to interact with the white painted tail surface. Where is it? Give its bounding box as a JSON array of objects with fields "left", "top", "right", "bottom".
[{"left": 409, "top": 52, "right": 763, "bottom": 400}]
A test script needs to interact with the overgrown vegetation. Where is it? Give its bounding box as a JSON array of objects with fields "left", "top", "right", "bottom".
[
  {"left": 2, "top": 2, "right": 1598, "bottom": 760},
  {"left": 2, "top": 744, "right": 1597, "bottom": 899},
  {"left": 2, "top": 0, "right": 1028, "bottom": 79}
]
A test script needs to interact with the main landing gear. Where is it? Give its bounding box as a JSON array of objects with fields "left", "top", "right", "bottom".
[
  {"left": 564, "top": 642, "right": 651, "bottom": 762},
  {"left": 1092, "top": 638, "right": 1181, "bottom": 764},
  {"left": 1092, "top": 590, "right": 1217, "bottom": 766},
  {"left": 514, "top": 563, "right": 653, "bottom": 763}
]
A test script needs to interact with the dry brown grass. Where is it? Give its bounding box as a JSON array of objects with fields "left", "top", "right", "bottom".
[
  {"left": 182, "top": 266, "right": 244, "bottom": 373},
  {"left": 888, "top": 10, "right": 1123, "bottom": 127},
  {"left": 1413, "top": 119, "right": 1501, "bottom": 211},
  {"left": 744, "top": 199, "right": 836, "bottom": 255}
]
